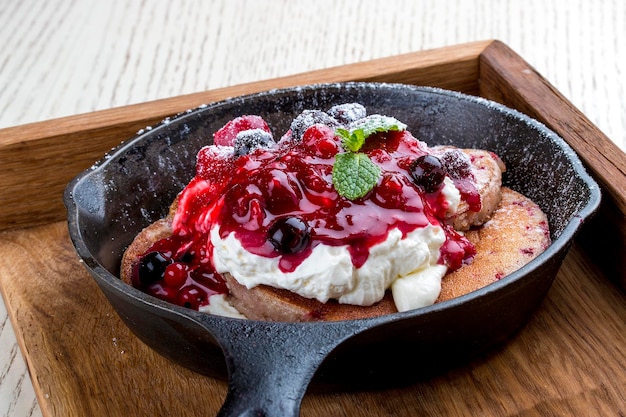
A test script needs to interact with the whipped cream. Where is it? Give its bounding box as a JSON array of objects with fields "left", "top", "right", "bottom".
[
  {"left": 441, "top": 176, "right": 461, "bottom": 215},
  {"left": 199, "top": 294, "right": 247, "bottom": 318},
  {"left": 211, "top": 223, "right": 448, "bottom": 312}
]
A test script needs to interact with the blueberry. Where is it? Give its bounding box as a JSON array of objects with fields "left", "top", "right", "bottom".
[
  {"left": 289, "top": 110, "right": 339, "bottom": 142},
  {"left": 233, "top": 129, "right": 275, "bottom": 157},
  {"left": 327, "top": 103, "right": 366, "bottom": 124},
  {"left": 137, "top": 251, "right": 171, "bottom": 286},
  {"left": 409, "top": 154, "right": 447, "bottom": 193},
  {"left": 268, "top": 216, "right": 310, "bottom": 254}
]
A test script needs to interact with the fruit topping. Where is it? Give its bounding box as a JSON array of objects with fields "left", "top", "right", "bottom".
[
  {"left": 136, "top": 251, "right": 171, "bottom": 286},
  {"left": 213, "top": 115, "right": 271, "bottom": 147},
  {"left": 409, "top": 154, "right": 447, "bottom": 193},
  {"left": 176, "top": 285, "right": 207, "bottom": 310},
  {"left": 134, "top": 104, "right": 483, "bottom": 311},
  {"left": 328, "top": 103, "right": 366, "bottom": 124},
  {"left": 433, "top": 148, "right": 481, "bottom": 212},
  {"left": 301, "top": 124, "right": 340, "bottom": 159},
  {"left": 163, "top": 262, "right": 190, "bottom": 288},
  {"left": 438, "top": 149, "right": 472, "bottom": 180},
  {"left": 196, "top": 145, "right": 235, "bottom": 181},
  {"left": 233, "top": 129, "right": 276, "bottom": 157},
  {"left": 289, "top": 110, "right": 340, "bottom": 142},
  {"left": 439, "top": 225, "right": 477, "bottom": 270},
  {"left": 373, "top": 173, "right": 414, "bottom": 210},
  {"left": 268, "top": 216, "right": 310, "bottom": 254}
]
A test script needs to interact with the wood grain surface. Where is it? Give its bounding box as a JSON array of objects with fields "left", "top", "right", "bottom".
[
  {"left": 1, "top": 0, "right": 624, "bottom": 151},
  {"left": 1, "top": 1, "right": 625, "bottom": 416}
]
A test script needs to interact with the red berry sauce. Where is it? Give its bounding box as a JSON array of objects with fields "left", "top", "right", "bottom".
[{"left": 133, "top": 111, "right": 481, "bottom": 310}]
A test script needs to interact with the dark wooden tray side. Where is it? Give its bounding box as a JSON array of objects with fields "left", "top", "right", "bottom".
[{"left": 478, "top": 41, "right": 626, "bottom": 286}]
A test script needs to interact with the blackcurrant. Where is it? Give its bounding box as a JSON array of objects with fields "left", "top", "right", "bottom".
[
  {"left": 268, "top": 216, "right": 310, "bottom": 254},
  {"left": 137, "top": 251, "right": 171, "bottom": 286},
  {"left": 409, "top": 154, "right": 447, "bottom": 193}
]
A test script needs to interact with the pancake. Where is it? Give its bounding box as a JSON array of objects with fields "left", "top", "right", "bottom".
[
  {"left": 437, "top": 186, "right": 551, "bottom": 302},
  {"left": 120, "top": 187, "right": 550, "bottom": 321}
]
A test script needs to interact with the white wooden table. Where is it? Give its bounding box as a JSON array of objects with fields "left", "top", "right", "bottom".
[{"left": 0, "top": 1, "right": 624, "bottom": 415}]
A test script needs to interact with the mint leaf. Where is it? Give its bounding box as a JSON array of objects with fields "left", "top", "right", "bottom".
[
  {"left": 336, "top": 128, "right": 366, "bottom": 152},
  {"left": 331, "top": 113, "right": 407, "bottom": 200},
  {"left": 350, "top": 115, "right": 407, "bottom": 138},
  {"left": 332, "top": 152, "right": 380, "bottom": 200}
]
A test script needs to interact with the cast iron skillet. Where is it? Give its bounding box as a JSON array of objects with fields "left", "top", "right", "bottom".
[{"left": 64, "top": 83, "right": 600, "bottom": 417}]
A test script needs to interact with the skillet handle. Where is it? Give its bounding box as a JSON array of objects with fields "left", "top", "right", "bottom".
[{"left": 201, "top": 318, "right": 367, "bottom": 417}]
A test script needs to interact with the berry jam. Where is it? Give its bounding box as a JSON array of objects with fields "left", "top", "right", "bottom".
[
  {"left": 132, "top": 233, "right": 228, "bottom": 309},
  {"left": 133, "top": 110, "right": 481, "bottom": 310}
]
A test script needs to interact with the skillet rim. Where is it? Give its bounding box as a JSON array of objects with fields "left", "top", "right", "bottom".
[{"left": 63, "top": 81, "right": 602, "bottom": 327}]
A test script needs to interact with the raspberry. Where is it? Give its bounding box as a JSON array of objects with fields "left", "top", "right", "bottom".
[
  {"left": 196, "top": 145, "right": 235, "bottom": 182},
  {"left": 213, "top": 115, "right": 271, "bottom": 146}
]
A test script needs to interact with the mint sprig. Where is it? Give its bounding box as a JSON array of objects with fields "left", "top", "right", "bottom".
[
  {"left": 331, "top": 115, "right": 406, "bottom": 200},
  {"left": 335, "top": 128, "right": 365, "bottom": 152},
  {"left": 332, "top": 152, "right": 380, "bottom": 200}
]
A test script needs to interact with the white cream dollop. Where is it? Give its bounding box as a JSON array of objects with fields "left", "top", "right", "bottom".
[
  {"left": 211, "top": 223, "right": 448, "bottom": 312},
  {"left": 199, "top": 294, "right": 247, "bottom": 319},
  {"left": 441, "top": 176, "right": 461, "bottom": 216}
]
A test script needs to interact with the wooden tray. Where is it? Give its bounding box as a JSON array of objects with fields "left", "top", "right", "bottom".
[{"left": 1, "top": 40, "right": 625, "bottom": 416}]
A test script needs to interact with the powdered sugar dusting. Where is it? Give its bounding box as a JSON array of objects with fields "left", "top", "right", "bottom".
[{"left": 328, "top": 102, "right": 366, "bottom": 124}]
